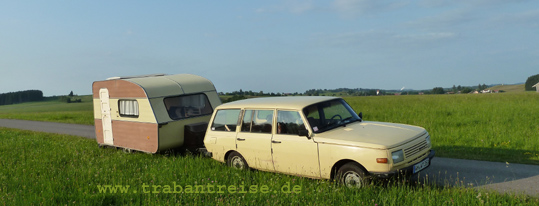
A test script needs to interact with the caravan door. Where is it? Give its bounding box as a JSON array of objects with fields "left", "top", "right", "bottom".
[{"left": 99, "top": 88, "right": 114, "bottom": 145}]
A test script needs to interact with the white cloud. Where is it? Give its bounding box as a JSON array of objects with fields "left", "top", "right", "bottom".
[
  {"left": 311, "top": 30, "right": 457, "bottom": 51},
  {"left": 492, "top": 9, "right": 539, "bottom": 28},
  {"left": 311, "top": 30, "right": 388, "bottom": 47},
  {"left": 332, "top": 0, "right": 409, "bottom": 18},
  {"left": 256, "top": 0, "right": 315, "bottom": 14},
  {"left": 405, "top": 8, "right": 475, "bottom": 30},
  {"left": 286, "top": 0, "right": 315, "bottom": 14},
  {"left": 419, "top": 0, "right": 531, "bottom": 8},
  {"left": 393, "top": 32, "right": 457, "bottom": 41}
]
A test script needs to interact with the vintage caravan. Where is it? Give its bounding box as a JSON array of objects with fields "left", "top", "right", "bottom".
[{"left": 92, "top": 74, "right": 221, "bottom": 153}]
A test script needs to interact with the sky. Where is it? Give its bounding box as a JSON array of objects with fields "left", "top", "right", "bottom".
[{"left": 1, "top": 0, "right": 538, "bottom": 96}]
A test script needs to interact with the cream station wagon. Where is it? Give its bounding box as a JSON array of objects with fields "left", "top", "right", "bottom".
[{"left": 203, "top": 96, "right": 434, "bottom": 188}]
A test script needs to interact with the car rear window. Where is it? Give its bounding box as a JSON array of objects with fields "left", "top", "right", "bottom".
[{"left": 211, "top": 109, "right": 241, "bottom": 132}]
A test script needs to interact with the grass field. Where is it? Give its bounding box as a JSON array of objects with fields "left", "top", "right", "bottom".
[
  {"left": 1, "top": 92, "right": 538, "bottom": 204},
  {"left": 488, "top": 84, "right": 525, "bottom": 93},
  {"left": 1, "top": 128, "right": 537, "bottom": 205},
  {"left": 0, "top": 92, "right": 538, "bottom": 165},
  {"left": 0, "top": 95, "right": 94, "bottom": 125},
  {"left": 344, "top": 92, "right": 539, "bottom": 165}
]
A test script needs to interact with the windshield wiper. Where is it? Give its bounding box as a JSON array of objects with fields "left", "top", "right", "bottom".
[{"left": 340, "top": 117, "right": 360, "bottom": 126}]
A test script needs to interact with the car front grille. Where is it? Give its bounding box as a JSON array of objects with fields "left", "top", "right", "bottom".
[{"left": 404, "top": 136, "right": 429, "bottom": 158}]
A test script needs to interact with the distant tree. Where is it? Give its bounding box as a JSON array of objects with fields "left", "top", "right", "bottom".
[
  {"left": 525, "top": 74, "right": 539, "bottom": 91},
  {"left": 452, "top": 85, "right": 457, "bottom": 92},
  {"left": 432, "top": 87, "right": 445, "bottom": 94},
  {"left": 68, "top": 91, "right": 74, "bottom": 97},
  {"left": 461, "top": 87, "right": 473, "bottom": 93},
  {"left": 222, "top": 94, "right": 246, "bottom": 103},
  {"left": 366, "top": 90, "right": 377, "bottom": 96},
  {"left": 0, "top": 90, "right": 43, "bottom": 105}
]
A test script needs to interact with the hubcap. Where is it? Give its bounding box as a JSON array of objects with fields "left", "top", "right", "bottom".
[
  {"left": 343, "top": 171, "right": 362, "bottom": 188},
  {"left": 231, "top": 156, "right": 245, "bottom": 169}
]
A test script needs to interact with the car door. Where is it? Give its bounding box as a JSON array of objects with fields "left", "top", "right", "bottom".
[
  {"left": 235, "top": 109, "right": 275, "bottom": 171},
  {"left": 271, "top": 110, "right": 320, "bottom": 178}
]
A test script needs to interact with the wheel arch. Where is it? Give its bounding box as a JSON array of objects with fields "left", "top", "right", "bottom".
[
  {"left": 330, "top": 159, "right": 368, "bottom": 180},
  {"left": 224, "top": 150, "right": 237, "bottom": 162}
]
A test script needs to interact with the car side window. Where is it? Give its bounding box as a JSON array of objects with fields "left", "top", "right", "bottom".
[
  {"left": 241, "top": 110, "right": 253, "bottom": 132},
  {"left": 211, "top": 109, "right": 240, "bottom": 132},
  {"left": 277, "top": 110, "right": 305, "bottom": 135},
  {"left": 241, "top": 110, "right": 273, "bottom": 134}
]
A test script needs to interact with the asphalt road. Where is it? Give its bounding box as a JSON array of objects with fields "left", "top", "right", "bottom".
[
  {"left": 1, "top": 119, "right": 538, "bottom": 197},
  {"left": 0, "top": 119, "right": 95, "bottom": 139},
  {"left": 419, "top": 157, "right": 539, "bottom": 197}
]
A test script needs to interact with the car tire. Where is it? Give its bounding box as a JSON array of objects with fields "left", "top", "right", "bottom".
[
  {"left": 227, "top": 151, "right": 249, "bottom": 170},
  {"left": 336, "top": 162, "right": 370, "bottom": 188}
]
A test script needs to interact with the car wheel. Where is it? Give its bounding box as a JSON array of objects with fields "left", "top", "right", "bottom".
[
  {"left": 336, "top": 162, "right": 369, "bottom": 188},
  {"left": 227, "top": 152, "right": 249, "bottom": 170}
]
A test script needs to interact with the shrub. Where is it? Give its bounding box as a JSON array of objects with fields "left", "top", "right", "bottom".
[{"left": 525, "top": 74, "right": 539, "bottom": 91}]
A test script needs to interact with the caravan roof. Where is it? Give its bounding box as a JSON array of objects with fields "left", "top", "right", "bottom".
[{"left": 117, "top": 74, "right": 217, "bottom": 98}]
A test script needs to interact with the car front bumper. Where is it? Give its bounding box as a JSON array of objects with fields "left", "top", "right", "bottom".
[{"left": 371, "top": 150, "right": 435, "bottom": 178}]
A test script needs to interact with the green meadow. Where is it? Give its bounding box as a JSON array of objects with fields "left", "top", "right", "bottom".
[
  {"left": 344, "top": 92, "right": 539, "bottom": 165},
  {"left": 0, "top": 95, "right": 94, "bottom": 125},
  {"left": 1, "top": 128, "right": 537, "bottom": 205},
  {"left": 1, "top": 92, "right": 538, "bottom": 204},
  {"left": 0, "top": 92, "right": 537, "bottom": 164}
]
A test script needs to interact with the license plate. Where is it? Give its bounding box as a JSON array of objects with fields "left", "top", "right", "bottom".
[{"left": 413, "top": 158, "right": 430, "bottom": 173}]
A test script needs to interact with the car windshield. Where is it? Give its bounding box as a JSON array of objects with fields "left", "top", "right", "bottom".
[{"left": 302, "top": 99, "right": 361, "bottom": 133}]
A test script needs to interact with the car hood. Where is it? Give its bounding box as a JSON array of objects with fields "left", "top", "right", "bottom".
[{"left": 313, "top": 121, "right": 427, "bottom": 149}]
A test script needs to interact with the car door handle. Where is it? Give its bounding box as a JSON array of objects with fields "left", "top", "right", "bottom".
[
  {"left": 272, "top": 140, "right": 281, "bottom": 144},
  {"left": 237, "top": 138, "right": 245, "bottom": 141}
]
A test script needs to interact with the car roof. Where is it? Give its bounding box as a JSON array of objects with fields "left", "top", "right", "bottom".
[{"left": 216, "top": 96, "right": 340, "bottom": 110}]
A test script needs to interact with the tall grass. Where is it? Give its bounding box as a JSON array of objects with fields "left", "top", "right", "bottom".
[
  {"left": 1, "top": 128, "right": 537, "bottom": 205},
  {"left": 344, "top": 92, "right": 539, "bottom": 164}
]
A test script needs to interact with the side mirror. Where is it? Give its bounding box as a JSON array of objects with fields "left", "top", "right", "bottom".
[
  {"left": 358, "top": 112, "right": 363, "bottom": 120},
  {"left": 298, "top": 129, "right": 310, "bottom": 139}
]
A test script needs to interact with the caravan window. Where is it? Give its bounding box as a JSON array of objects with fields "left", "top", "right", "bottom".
[
  {"left": 164, "top": 94, "right": 213, "bottom": 120},
  {"left": 119, "top": 100, "right": 139, "bottom": 117}
]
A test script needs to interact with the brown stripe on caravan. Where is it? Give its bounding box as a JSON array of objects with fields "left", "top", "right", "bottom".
[
  {"left": 111, "top": 121, "right": 159, "bottom": 153},
  {"left": 94, "top": 119, "right": 104, "bottom": 143},
  {"left": 92, "top": 79, "right": 147, "bottom": 98}
]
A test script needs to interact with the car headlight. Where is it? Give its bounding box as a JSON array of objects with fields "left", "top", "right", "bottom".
[
  {"left": 426, "top": 135, "right": 431, "bottom": 145},
  {"left": 392, "top": 150, "right": 404, "bottom": 164}
]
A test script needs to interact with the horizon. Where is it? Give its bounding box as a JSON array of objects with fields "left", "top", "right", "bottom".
[{"left": 2, "top": 82, "right": 525, "bottom": 97}]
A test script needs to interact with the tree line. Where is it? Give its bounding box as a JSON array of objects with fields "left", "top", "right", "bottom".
[
  {"left": 221, "top": 74, "right": 539, "bottom": 100},
  {"left": 433, "top": 84, "right": 488, "bottom": 94},
  {"left": 0, "top": 90, "right": 44, "bottom": 105}
]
